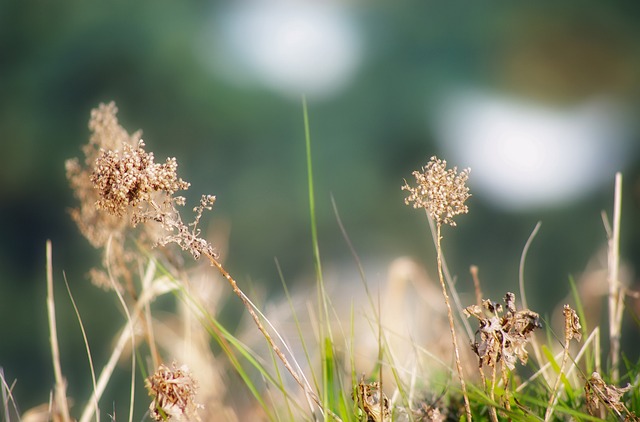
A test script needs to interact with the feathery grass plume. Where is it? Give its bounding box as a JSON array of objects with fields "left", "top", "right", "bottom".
[
  {"left": 146, "top": 362, "right": 202, "bottom": 421},
  {"left": 402, "top": 156, "right": 472, "bottom": 420}
]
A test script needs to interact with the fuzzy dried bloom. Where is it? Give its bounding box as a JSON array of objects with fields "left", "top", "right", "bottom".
[
  {"left": 146, "top": 362, "right": 202, "bottom": 421},
  {"left": 68, "top": 101, "right": 218, "bottom": 290},
  {"left": 464, "top": 292, "right": 541, "bottom": 370},
  {"left": 66, "top": 102, "right": 140, "bottom": 249},
  {"left": 91, "top": 139, "right": 189, "bottom": 217},
  {"left": 66, "top": 102, "right": 150, "bottom": 292},
  {"left": 402, "top": 156, "right": 470, "bottom": 226},
  {"left": 86, "top": 111, "right": 217, "bottom": 262},
  {"left": 585, "top": 372, "right": 636, "bottom": 419}
]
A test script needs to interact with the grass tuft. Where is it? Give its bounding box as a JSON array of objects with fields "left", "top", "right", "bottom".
[{"left": 9, "top": 102, "right": 639, "bottom": 421}]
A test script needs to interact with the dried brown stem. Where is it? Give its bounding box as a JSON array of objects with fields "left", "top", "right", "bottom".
[
  {"left": 470, "top": 265, "right": 482, "bottom": 308},
  {"left": 204, "top": 252, "right": 341, "bottom": 421},
  {"left": 436, "top": 224, "right": 472, "bottom": 421},
  {"left": 46, "top": 240, "right": 72, "bottom": 422},
  {"left": 607, "top": 173, "right": 623, "bottom": 382}
]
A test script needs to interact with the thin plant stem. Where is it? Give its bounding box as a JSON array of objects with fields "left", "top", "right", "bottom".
[
  {"left": 141, "top": 259, "right": 161, "bottom": 370},
  {"left": 607, "top": 172, "right": 622, "bottom": 382},
  {"left": 545, "top": 305, "right": 581, "bottom": 421},
  {"left": 500, "top": 362, "right": 510, "bottom": 414},
  {"left": 470, "top": 265, "right": 482, "bottom": 307},
  {"left": 64, "top": 276, "right": 100, "bottom": 422},
  {"left": 46, "top": 240, "right": 72, "bottom": 422},
  {"left": 108, "top": 256, "right": 136, "bottom": 422},
  {"left": 79, "top": 315, "right": 137, "bottom": 422},
  {"left": 204, "top": 252, "right": 342, "bottom": 421},
  {"left": 518, "top": 221, "right": 541, "bottom": 311},
  {"left": 0, "top": 368, "right": 13, "bottom": 422},
  {"left": 78, "top": 259, "right": 162, "bottom": 422},
  {"left": 491, "top": 364, "right": 498, "bottom": 420},
  {"left": 435, "top": 224, "right": 472, "bottom": 421},
  {"left": 490, "top": 365, "right": 498, "bottom": 422},
  {"left": 545, "top": 334, "right": 571, "bottom": 421},
  {"left": 303, "top": 96, "right": 335, "bottom": 422},
  {"left": 428, "top": 215, "right": 474, "bottom": 342}
]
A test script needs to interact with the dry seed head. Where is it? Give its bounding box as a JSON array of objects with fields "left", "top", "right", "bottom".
[
  {"left": 91, "top": 140, "right": 190, "bottom": 217},
  {"left": 563, "top": 304, "right": 582, "bottom": 342},
  {"left": 402, "top": 156, "right": 470, "bottom": 226},
  {"left": 67, "top": 102, "right": 218, "bottom": 293},
  {"left": 146, "top": 362, "right": 202, "bottom": 421},
  {"left": 85, "top": 110, "right": 218, "bottom": 261},
  {"left": 66, "top": 102, "right": 152, "bottom": 292}
]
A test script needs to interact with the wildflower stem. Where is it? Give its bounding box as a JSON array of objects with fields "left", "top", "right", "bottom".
[
  {"left": 489, "top": 364, "right": 498, "bottom": 422},
  {"left": 470, "top": 265, "right": 482, "bottom": 307},
  {"left": 545, "top": 333, "right": 570, "bottom": 421},
  {"left": 608, "top": 172, "right": 622, "bottom": 382},
  {"left": 435, "top": 224, "right": 472, "bottom": 421},
  {"left": 46, "top": 240, "right": 72, "bottom": 422},
  {"left": 204, "top": 252, "right": 341, "bottom": 421},
  {"left": 501, "top": 362, "right": 511, "bottom": 412}
]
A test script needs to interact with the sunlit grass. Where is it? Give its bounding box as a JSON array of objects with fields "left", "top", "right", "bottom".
[{"left": 3, "top": 101, "right": 639, "bottom": 422}]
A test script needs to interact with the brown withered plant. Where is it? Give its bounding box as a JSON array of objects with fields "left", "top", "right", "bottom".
[
  {"left": 464, "top": 292, "right": 541, "bottom": 419},
  {"left": 402, "top": 156, "right": 472, "bottom": 421},
  {"left": 67, "top": 102, "right": 325, "bottom": 420},
  {"left": 146, "top": 362, "right": 201, "bottom": 421},
  {"left": 585, "top": 371, "right": 638, "bottom": 420},
  {"left": 354, "top": 376, "right": 391, "bottom": 422}
]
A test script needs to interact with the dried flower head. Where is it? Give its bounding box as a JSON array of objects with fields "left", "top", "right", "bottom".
[
  {"left": 146, "top": 362, "right": 202, "bottom": 421},
  {"left": 563, "top": 304, "right": 582, "bottom": 342},
  {"left": 91, "top": 140, "right": 189, "bottom": 218},
  {"left": 354, "top": 377, "right": 390, "bottom": 422},
  {"left": 402, "top": 156, "right": 470, "bottom": 226},
  {"left": 585, "top": 372, "right": 636, "bottom": 419},
  {"left": 66, "top": 102, "right": 150, "bottom": 291},
  {"left": 464, "top": 292, "right": 541, "bottom": 370},
  {"left": 68, "top": 101, "right": 218, "bottom": 291}
]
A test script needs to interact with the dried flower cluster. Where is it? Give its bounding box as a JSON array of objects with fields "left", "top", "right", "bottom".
[
  {"left": 66, "top": 102, "right": 153, "bottom": 291},
  {"left": 66, "top": 101, "right": 218, "bottom": 289},
  {"left": 402, "top": 156, "right": 470, "bottom": 226},
  {"left": 464, "top": 292, "right": 541, "bottom": 370},
  {"left": 146, "top": 362, "right": 202, "bottom": 421},
  {"left": 66, "top": 102, "right": 137, "bottom": 247},
  {"left": 585, "top": 372, "right": 637, "bottom": 420},
  {"left": 91, "top": 139, "right": 189, "bottom": 217},
  {"left": 354, "top": 377, "right": 390, "bottom": 422}
]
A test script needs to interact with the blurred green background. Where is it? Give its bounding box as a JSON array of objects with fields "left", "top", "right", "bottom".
[{"left": 2, "top": 0, "right": 640, "bottom": 416}]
